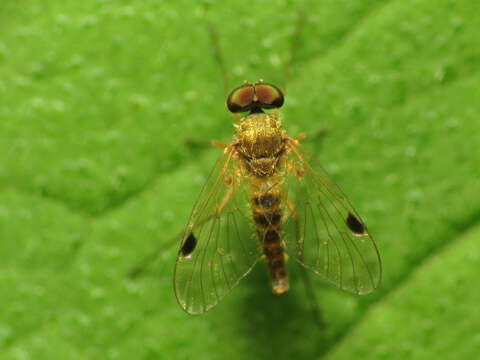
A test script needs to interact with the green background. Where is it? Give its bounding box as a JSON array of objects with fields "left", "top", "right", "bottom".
[{"left": 1, "top": 0, "right": 480, "bottom": 359}]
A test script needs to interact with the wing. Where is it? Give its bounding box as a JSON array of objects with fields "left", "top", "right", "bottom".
[
  {"left": 174, "top": 146, "right": 262, "bottom": 314},
  {"left": 283, "top": 139, "right": 381, "bottom": 295}
]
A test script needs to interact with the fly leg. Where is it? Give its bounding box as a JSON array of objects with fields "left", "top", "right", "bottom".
[
  {"left": 128, "top": 229, "right": 183, "bottom": 278},
  {"left": 128, "top": 214, "right": 221, "bottom": 279},
  {"left": 283, "top": 6, "right": 305, "bottom": 93},
  {"left": 183, "top": 138, "right": 231, "bottom": 152},
  {"left": 183, "top": 21, "right": 233, "bottom": 148},
  {"left": 128, "top": 203, "right": 233, "bottom": 280},
  {"left": 216, "top": 184, "right": 235, "bottom": 216},
  {"left": 128, "top": 170, "right": 237, "bottom": 278},
  {"left": 206, "top": 22, "right": 229, "bottom": 100},
  {"left": 304, "top": 126, "right": 330, "bottom": 146},
  {"left": 297, "top": 261, "right": 325, "bottom": 329},
  {"left": 292, "top": 128, "right": 330, "bottom": 147},
  {"left": 211, "top": 140, "right": 228, "bottom": 149},
  {"left": 207, "top": 22, "right": 241, "bottom": 126},
  {"left": 286, "top": 194, "right": 324, "bottom": 328},
  {"left": 182, "top": 137, "right": 213, "bottom": 150}
]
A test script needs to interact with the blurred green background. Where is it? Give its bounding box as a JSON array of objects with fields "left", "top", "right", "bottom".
[{"left": 1, "top": 0, "right": 480, "bottom": 359}]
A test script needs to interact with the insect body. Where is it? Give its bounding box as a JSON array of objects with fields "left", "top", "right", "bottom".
[
  {"left": 240, "top": 112, "right": 288, "bottom": 295},
  {"left": 174, "top": 81, "right": 381, "bottom": 314}
]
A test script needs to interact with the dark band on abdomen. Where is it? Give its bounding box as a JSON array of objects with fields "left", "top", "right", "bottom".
[{"left": 251, "top": 192, "right": 289, "bottom": 294}]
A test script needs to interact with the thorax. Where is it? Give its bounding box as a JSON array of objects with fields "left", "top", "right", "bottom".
[{"left": 235, "top": 113, "right": 285, "bottom": 177}]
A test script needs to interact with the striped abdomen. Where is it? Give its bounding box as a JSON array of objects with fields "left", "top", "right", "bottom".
[{"left": 251, "top": 191, "right": 289, "bottom": 294}]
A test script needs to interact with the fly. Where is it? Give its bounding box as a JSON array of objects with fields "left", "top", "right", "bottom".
[{"left": 174, "top": 80, "right": 382, "bottom": 314}]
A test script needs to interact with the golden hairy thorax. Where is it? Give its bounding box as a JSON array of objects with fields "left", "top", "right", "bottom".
[{"left": 235, "top": 112, "right": 285, "bottom": 177}]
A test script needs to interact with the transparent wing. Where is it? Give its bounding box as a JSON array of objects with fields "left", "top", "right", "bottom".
[
  {"left": 283, "top": 139, "right": 381, "bottom": 294},
  {"left": 174, "top": 147, "right": 262, "bottom": 314}
]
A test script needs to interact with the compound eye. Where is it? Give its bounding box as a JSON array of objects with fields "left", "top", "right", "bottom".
[
  {"left": 226, "top": 83, "right": 255, "bottom": 113},
  {"left": 254, "top": 82, "right": 284, "bottom": 109}
]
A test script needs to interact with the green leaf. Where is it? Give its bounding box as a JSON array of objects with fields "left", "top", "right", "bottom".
[
  {"left": 1, "top": 0, "right": 480, "bottom": 359},
  {"left": 324, "top": 224, "right": 480, "bottom": 360}
]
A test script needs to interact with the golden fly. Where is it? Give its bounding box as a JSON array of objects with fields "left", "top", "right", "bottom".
[{"left": 174, "top": 80, "right": 382, "bottom": 314}]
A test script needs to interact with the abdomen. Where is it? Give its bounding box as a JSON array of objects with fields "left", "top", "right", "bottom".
[{"left": 250, "top": 184, "right": 289, "bottom": 294}]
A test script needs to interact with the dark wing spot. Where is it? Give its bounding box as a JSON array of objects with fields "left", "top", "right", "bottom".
[
  {"left": 346, "top": 212, "right": 365, "bottom": 235},
  {"left": 180, "top": 233, "right": 197, "bottom": 256}
]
